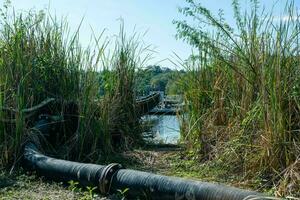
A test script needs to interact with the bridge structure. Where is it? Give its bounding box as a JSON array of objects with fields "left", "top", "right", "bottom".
[
  {"left": 135, "top": 92, "right": 161, "bottom": 115},
  {"left": 138, "top": 92, "right": 183, "bottom": 115}
]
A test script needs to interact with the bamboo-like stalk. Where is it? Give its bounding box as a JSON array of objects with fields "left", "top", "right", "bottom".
[{"left": 175, "top": 0, "right": 300, "bottom": 196}]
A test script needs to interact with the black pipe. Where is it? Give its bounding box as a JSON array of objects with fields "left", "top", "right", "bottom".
[
  {"left": 23, "top": 142, "right": 106, "bottom": 187},
  {"left": 111, "top": 170, "right": 266, "bottom": 200},
  {"left": 22, "top": 118, "right": 269, "bottom": 200},
  {"left": 23, "top": 141, "right": 268, "bottom": 200}
]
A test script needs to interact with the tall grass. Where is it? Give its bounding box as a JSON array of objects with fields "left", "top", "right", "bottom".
[
  {"left": 175, "top": 0, "right": 300, "bottom": 196},
  {"left": 0, "top": 3, "right": 145, "bottom": 167},
  {"left": 76, "top": 24, "right": 150, "bottom": 160},
  {"left": 110, "top": 25, "right": 153, "bottom": 145},
  {"left": 0, "top": 7, "right": 84, "bottom": 167}
]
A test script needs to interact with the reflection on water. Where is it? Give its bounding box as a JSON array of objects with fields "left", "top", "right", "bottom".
[{"left": 142, "top": 115, "right": 180, "bottom": 144}]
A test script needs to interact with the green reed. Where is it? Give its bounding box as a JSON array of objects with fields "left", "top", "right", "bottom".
[
  {"left": 0, "top": 3, "right": 146, "bottom": 168},
  {"left": 175, "top": 0, "right": 300, "bottom": 196}
]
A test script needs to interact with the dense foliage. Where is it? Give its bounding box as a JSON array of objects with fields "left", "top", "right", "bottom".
[
  {"left": 0, "top": 3, "right": 148, "bottom": 167},
  {"left": 175, "top": 0, "right": 300, "bottom": 197},
  {"left": 135, "top": 65, "right": 185, "bottom": 95}
]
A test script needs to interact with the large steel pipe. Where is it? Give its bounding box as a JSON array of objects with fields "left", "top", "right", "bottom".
[
  {"left": 21, "top": 100, "right": 270, "bottom": 200},
  {"left": 24, "top": 143, "right": 268, "bottom": 200},
  {"left": 23, "top": 133, "right": 268, "bottom": 199},
  {"left": 111, "top": 169, "right": 266, "bottom": 200}
]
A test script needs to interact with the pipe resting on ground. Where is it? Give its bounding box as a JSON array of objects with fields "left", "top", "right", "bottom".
[{"left": 23, "top": 119, "right": 269, "bottom": 200}]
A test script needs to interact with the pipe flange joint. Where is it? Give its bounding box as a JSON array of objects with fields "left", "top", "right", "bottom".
[{"left": 98, "top": 163, "right": 124, "bottom": 194}]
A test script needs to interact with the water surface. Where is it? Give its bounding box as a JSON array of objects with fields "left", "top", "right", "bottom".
[{"left": 143, "top": 115, "right": 180, "bottom": 144}]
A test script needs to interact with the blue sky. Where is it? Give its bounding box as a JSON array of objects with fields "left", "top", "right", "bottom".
[{"left": 1, "top": 0, "right": 299, "bottom": 69}]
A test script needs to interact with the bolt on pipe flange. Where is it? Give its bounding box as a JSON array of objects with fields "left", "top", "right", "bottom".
[{"left": 98, "top": 163, "right": 124, "bottom": 194}]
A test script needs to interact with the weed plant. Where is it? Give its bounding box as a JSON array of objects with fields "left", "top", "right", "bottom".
[
  {"left": 0, "top": 2, "right": 146, "bottom": 169},
  {"left": 175, "top": 0, "right": 300, "bottom": 197}
]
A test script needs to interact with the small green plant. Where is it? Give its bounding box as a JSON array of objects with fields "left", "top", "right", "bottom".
[
  {"left": 116, "top": 188, "right": 129, "bottom": 200},
  {"left": 80, "top": 186, "right": 98, "bottom": 200},
  {"left": 68, "top": 180, "right": 80, "bottom": 193}
]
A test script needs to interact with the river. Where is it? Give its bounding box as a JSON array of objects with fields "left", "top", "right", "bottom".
[{"left": 142, "top": 115, "right": 180, "bottom": 144}]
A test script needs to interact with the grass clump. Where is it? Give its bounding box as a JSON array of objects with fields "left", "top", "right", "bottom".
[
  {"left": 0, "top": 5, "right": 84, "bottom": 167},
  {"left": 0, "top": 2, "right": 146, "bottom": 169},
  {"left": 175, "top": 0, "right": 300, "bottom": 197}
]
